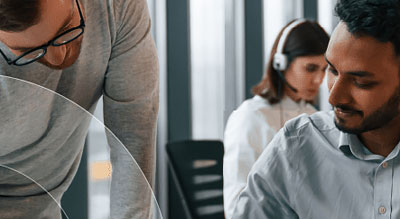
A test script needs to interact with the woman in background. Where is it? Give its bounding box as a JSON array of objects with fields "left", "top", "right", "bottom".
[{"left": 223, "top": 19, "right": 330, "bottom": 218}]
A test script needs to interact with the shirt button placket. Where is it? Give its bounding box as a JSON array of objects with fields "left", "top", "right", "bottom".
[{"left": 374, "top": 160, "right": 392, "bottom": 218}]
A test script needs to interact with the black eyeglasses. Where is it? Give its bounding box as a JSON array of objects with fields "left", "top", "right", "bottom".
[{"left": 0, "top": 0, "right": 85, "bottom": 66}]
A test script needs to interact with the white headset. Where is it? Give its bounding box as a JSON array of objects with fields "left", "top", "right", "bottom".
[{"left": 273, "top": 18, "right": 307, "bottom": 71}]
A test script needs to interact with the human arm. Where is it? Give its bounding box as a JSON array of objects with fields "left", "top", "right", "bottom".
[
  {"left": 230, "top": 128, "right": 299, "bottom": 219},
  {"left": 102, "top": 0, "right": 159, "bottom": 218}
]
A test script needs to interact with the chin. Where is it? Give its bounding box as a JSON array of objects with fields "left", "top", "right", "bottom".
[
  {"left": 334, "top": 119, "right": 362, "bottom": 134},
  {"left": 303, "top": 95, "right": 316, "bottom": 102},
  {"left": 39, "top": 38, "right": 83, "bottom": 70},
  {"left": 334, "top": 115, "right": 367, "bottom": 134},
  {"left": 39, "top": 53, "right": 80, "bottom": 70},
  {"left": 300, "top": 92, "right": 317, "bottom": 101},
  {"left": 40, "top": 60, "right": 75, "bottom": 70}
]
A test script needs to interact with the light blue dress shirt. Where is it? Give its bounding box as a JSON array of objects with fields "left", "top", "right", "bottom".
[{"left": 232, "top": 111, "right": 400, "bottom": 219}]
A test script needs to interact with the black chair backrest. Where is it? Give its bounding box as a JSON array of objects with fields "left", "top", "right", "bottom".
[{"left": 166, "top": 140, "right": 225, "bottom": 219}]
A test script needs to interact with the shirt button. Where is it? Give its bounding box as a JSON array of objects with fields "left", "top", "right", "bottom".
[
  {"left": 382, "top": 162, "right": 388, "bottom": 168},
  {"left": 379, "top": 206, "right": 386, "bottom": 214}
]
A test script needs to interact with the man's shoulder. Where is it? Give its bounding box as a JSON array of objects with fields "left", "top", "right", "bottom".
[
  {"left": 106, "top": 0, "right": 148, "bottom": 15},
  {"left": 258, "top": 111, "right": 337, "bottom": 163},
  {"left": 284, "top": 111, "right": 335, "bottom": 135},
  {"left": 85, "top": 0, "right": 147, "bottom": 22},
  {"left": 253, "top": 110, "right": 339, "bottom": 178}
]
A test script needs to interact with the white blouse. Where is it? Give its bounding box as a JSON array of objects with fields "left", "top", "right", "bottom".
[{"left": 223, "top": 95, "right": 317, "bottom": 218}]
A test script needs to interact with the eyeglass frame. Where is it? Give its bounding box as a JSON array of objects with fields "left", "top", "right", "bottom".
[{"left": 0, "top": 0, "right": 85, "bottom": 66}]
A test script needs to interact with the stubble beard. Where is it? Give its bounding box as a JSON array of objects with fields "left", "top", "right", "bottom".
[{"left": 334, "top": 86, "right": 400, "bottom": 134}]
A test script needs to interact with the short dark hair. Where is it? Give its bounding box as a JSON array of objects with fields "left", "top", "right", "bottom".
[
  {"left": 252, "top": 20, "right": 330, "bottom": 104},
  {"left": 0, "top": 0, "right": 41, "bottom": 32},
  {"left": 335, "top": 0, "right": 400, "bottom": 55}
]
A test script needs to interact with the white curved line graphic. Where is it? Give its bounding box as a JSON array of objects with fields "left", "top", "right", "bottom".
[
  {"left": 0, "top": 75, "right": 163, "bottom": 218},
  {"left": 0, "top": 164, "right": 70, "bottom": 219}
]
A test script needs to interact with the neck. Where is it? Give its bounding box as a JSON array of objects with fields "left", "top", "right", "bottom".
[
  {"left": 284, "top": 87, "right": 300, "bottom": 102},
  {"left": 358, "top": 116, "right": 400, "bottom": 157}
]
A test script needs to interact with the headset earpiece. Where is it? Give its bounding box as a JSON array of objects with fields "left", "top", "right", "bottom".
[
  {"left": 271, "top": 18, "right": 307, "bottom": 94},
  {"left": 272, "top": 18, "right": 306, "bottom": 71},
  {"left": 273, "top": 53, "right": 288, "bottom": 71}
]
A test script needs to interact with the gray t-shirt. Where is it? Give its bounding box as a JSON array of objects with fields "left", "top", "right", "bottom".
[{"left": 0, "top": 0, "right": 159, "bottom": 218}]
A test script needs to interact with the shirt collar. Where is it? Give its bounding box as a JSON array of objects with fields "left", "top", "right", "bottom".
[
  {"left": 338, "top": 131, "right": 400, "bottom": 161},
  {"left": 338, "top": 132, "right": 382, "bottom": 160}
]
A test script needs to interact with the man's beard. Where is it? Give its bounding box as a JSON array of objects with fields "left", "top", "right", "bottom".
[{"left": 334, "top": 86, "right": 400, "bottom": 134}]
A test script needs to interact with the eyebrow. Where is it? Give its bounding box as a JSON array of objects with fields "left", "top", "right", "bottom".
[
  {"left": 324, "top": 54, "right": 375, "bottom": 77},
  {"left": 9, "top": 7, "right": 75, "bottom": 52}
]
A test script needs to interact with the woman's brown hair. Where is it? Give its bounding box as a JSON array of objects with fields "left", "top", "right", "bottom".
[{"left": 252, "top": 19, "right": 330, "bottom": 104}]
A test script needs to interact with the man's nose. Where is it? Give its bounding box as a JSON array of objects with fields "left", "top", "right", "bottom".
[
  {"left": 328, "top": 76, "right": 352, "bottom": 107},
  {"left": 43, "top": 45, "right": 67, "bottom": 66}
]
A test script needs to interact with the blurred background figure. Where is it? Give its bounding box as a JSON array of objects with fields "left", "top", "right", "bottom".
[{"left": 223, "top": 19, "right": 330, "bottom": 218}]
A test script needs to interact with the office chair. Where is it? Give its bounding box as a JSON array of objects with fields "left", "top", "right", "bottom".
[{"left": 166, "top": 140, "right": 225, "bottom": 219}]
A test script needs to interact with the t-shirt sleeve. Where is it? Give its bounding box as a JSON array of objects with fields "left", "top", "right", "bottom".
[{"left": 102, "top": 0, "right": 159, "bottom": 218}]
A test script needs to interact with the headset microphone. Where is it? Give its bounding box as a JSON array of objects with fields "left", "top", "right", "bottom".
[
  {"left": 272, "top": 18, "right": 306, "bottom": 94},
  {"left": 276, "top": 69, "right": 298, "bottom": 93}
]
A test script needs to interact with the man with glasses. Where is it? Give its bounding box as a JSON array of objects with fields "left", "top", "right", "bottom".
[
  {"left": 0, "top": 0, "right": 158, "bottom": 218},
  {"left": 0, "top": 0, "right": 86, "bottom": 67}
]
